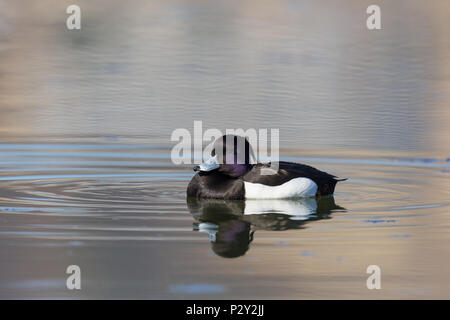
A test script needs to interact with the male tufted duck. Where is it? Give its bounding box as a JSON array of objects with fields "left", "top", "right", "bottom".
[{"left": 187, "top": 135, "right": 346, "bottom": 200}]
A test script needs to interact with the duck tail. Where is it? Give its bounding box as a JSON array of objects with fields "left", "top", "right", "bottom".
[{"left": 318, "top": 177, "right": 347, "bottom": 196}]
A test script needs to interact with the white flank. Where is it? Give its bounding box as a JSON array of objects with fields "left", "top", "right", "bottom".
[{"left": 244, "top": 177, "right": 318, "bottom": 199}]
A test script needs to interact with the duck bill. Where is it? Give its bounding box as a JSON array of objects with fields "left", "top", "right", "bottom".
[{"left": 194, "top": 155, "right": 220, "bottom": 172}]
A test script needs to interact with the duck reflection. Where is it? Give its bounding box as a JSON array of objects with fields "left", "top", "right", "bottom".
[{"left": 187, "top": 196, "right": 345, "bottom": 258}]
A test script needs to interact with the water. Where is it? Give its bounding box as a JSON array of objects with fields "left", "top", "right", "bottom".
[{"left": 0, "top": 0, "right": 449, "bottom": 299}]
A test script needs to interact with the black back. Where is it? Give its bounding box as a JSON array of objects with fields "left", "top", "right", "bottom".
[{"left": 243, "top": 161, "right": 342, "bottom": 196}]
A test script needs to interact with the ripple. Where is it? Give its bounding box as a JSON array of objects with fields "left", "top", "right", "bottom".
[
  {"left": 169, "top": 284, "right": 226, "bottom": 294},
  {"left": 0, "top": 173, "right": 191, "bottom": 181},
  {"left": 0, "top": 207, "right": 65, "bottom": 212},
  {"left": 0, "top": 142, "right": 448, "bottom": 244}
]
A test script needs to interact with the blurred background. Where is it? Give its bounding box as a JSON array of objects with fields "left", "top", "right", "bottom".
[{"left": 1, "top": 0, "right": 449, "bottom": 154}]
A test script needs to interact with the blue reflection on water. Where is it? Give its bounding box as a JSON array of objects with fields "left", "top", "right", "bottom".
[{"left": 169, "top": 283, "right": 226, "bottom": 294}]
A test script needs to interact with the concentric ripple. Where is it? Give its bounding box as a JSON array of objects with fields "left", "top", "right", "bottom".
[{"left": 0, "top": 142, "right": 448, "bottom": 243}]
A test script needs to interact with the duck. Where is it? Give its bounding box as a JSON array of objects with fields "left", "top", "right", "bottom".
[{"left": 187, "top": 135, "right": 346, "bottom": 200}]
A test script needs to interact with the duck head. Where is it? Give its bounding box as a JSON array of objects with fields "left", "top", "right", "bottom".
[{"left": 193, "top": 135, "right": 255, "bottom": 178}]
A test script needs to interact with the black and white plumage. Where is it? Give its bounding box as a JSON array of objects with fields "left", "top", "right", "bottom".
[{"left": 187, "top": 135, "right": 346, "bottom": 200}]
